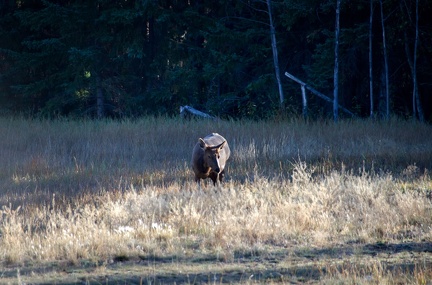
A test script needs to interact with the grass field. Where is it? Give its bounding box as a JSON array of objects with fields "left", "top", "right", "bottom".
[{"left": 1, "top": 116, "right": 432, "bottom": 284}]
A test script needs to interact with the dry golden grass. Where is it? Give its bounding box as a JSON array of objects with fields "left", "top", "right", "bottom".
[{"left": 0, "top": 116, "right": 432, "bottom": 284}]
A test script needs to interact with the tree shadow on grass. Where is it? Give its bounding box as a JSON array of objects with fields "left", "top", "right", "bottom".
[
  {"left": 294, "top": 241, "right": 432, "bottom": 258},
  {"left": 4, "top": 241, "right": 432, "bottom": 284}
]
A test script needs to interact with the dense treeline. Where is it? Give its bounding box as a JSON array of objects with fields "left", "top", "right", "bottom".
[{"left": 0, "top": 0, "right": 431, "bottom": 120}]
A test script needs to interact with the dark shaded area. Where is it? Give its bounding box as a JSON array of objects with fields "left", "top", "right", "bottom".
[
  {"left": 295, "top": 241, "right": 432, "bottom": 258},
  {"left": 3, "top": 241, "right": 432, "bottom": 284}
]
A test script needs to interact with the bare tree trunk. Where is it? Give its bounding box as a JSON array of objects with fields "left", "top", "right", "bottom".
[
  {"left": 402, "top": 0, "right": 424, "bottom": 121},
  {"left": 96, "top": 75, "right": 104, "bottom": 119},
  {"left": 413, "top": 0, "right": 424, "bottom": 121},
  {"left": 301, "top": 85, "right": 307, "bottom": 118},
  {"left": 266, "top": 0, "right": 285, "bottom": 109},
  {"left": 369, "top": 0, "right": 374, "bottom": 117},
  {"left": 378, "top": 67, "right": 386, "bottom": 116},
  {"left": 404, "top": 31, "right": 418, "bottom": 119},
  {"left": 333, "top": 0, "right": 341, "bottom": 122},
  {"left": 380, "top": 0, "right": 390, "bottom": 119}
]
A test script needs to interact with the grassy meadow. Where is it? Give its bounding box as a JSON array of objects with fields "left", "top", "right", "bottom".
[{"left": 1, "top": 116, "right": 432, "bottom": 284}]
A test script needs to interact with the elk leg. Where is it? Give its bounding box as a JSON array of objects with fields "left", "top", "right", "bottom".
[
  {"left": 209, "top": 172, "right": 218, "bottom": 185},
  {"left": 219, "top": 170, "right": 225, "bottom": 183}
]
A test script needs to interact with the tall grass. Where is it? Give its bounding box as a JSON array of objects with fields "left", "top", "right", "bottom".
[{"left": 1, "top": 116, "right": 432, "bottom": 283}]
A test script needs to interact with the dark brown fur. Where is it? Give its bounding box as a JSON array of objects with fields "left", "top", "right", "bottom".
[{"left": 191, "top": 133, "right": 231, "bottom": 186}]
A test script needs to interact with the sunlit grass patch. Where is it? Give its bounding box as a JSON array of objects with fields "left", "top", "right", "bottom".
[{"left": 2, "top": 162, "right": 430, "bottom": 268}]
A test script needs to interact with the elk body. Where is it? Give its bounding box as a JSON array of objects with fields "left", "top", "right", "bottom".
[{"left": 191, "top": 133, "right": 230, "bottom": 186}]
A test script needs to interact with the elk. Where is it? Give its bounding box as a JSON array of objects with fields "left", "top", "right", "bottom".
[{"left": 191, "top": 133, "right": 230, "bottom": 186}]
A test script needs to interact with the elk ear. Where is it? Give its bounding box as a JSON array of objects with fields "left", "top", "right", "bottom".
[
  {"left": 199, "top": 138, "right": 207, "bottom": 149},
  {"left": 217, "top": 141, "right": 226, "bottom": 151}
]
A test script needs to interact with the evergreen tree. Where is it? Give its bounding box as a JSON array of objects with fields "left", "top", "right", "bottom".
[{"left": 0, "top": 0, "right": 431, "bottom": 119}]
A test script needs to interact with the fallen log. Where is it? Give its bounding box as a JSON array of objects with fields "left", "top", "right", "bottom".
[
  {"left": 180, "top": 105, "right": 216, "bottom": 120},
  {"left": 284, "top": 72, "right": 356, "bottom": 117}
]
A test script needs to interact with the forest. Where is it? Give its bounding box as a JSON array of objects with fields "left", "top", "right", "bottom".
[{"left": 0, "top": 0, "right": 431, "bottom": 120}]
